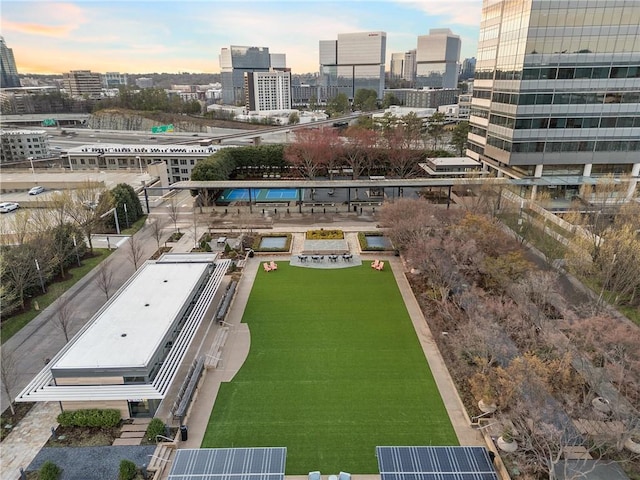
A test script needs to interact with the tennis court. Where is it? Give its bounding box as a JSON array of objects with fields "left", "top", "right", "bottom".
[{"left": 220, "top": 188, "right": 301, "bottom": 202}]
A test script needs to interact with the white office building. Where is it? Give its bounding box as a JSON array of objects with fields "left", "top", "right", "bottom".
[
  {"left": 244, "top": 70, "right": 292, "bottom": 113},
  {"left": 416, "top": 29, "right": 461, "bottom": 89}
]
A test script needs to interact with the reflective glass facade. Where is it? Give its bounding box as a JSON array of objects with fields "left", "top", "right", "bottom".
[
  {"left": 219, "top": 46, "right": 284, "bottom": 105},
  {"left": 468, "top": 0, "right": 640, "bottom": 179},
  {"left": 415, "top": 29, "right": 461, "bottom": 89},
  {"left": 319, "top": 32, "right": 386, "bottom": 100}
]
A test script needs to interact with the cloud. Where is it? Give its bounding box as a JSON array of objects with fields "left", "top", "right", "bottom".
[
  {"left": 1, "top": 21, "right": 74, "bottom": 37},
  {"left": 1, "top": 2, "right": 87, "bottom": 38},
  {"left": 395, "top": 0, "right": 483, "bottom": 27}
]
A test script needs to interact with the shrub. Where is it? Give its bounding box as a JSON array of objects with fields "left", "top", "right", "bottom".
[
  {"left": 119, "top": 459, "right": 137, "bottom": 480},
  {"left": 306, "top": 229, "right": 344, "bottom": 240},
  {"left": 146, "top": 417, "right": 167, "bottom": 441},
  {"left": 57, "top": 409, "right": 121, "bottom": 428},
  {"left": 40, "top": 461, "right": 61, "bottom": 480}
]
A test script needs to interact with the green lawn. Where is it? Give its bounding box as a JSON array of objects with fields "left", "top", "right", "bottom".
[{"left": 202, "top": 263, "right": 457, "bottom": 474}]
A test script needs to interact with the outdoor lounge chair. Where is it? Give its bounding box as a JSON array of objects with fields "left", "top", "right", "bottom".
[
  {"left": 308, "top": 472, "right": 321, "bottom": 480},
  {"left": 263, "top": 262, "right": 272, "bottom": 272},
  {"left": 371, "top": 259, "right": 380, "bottom": 269},
  {"left": 270, "top": 261, "right": 278, "bottom": 270},
  {"left": 376, "top": 261, "right": 385, "bottom": 271}
]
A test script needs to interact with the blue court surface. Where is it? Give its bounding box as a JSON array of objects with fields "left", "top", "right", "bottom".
[{"left": 221, "top": 188, "right": 301, "bottom": 202}]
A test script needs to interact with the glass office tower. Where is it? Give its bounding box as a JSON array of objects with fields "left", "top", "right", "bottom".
[
  {"left": 467, "top": 0, "right": 640, "bottom": 190},
  {"left": 319, "top": 32, "right": 386, "bottom": 100},
  {"left": 220, "top": 46, "right": 285, "bottom": 105},
  {"left": 0, "top": 36, "right": 21, "bottom": 88},
  {"left": 415, "top": 29, "right": 461, "bottom": 89}
]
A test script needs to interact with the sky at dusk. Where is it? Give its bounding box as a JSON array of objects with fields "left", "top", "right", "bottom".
[{"left": 2, "top": 0, "right": 482, "bottom": 75}]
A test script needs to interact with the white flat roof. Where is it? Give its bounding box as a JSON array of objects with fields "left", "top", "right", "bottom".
[
  {"left": 66, "top": 144, "right": 226, "bottom": 155},
  {"left": 424, "top": 157, "right": 481, "bottom": 167},
  {"left": 54, "top": 261, "right": 209, "bottom": 371}
]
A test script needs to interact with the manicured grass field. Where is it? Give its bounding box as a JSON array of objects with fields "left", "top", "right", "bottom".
[{"left": 202, "top": 263, "right": 457, "bottom": 474}]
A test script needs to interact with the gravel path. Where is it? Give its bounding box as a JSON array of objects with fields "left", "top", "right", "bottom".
[{"left": 27, "top": 445, "right": 156, "bottom": 480}]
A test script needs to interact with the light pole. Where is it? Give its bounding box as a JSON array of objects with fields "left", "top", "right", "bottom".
[
  {"left": 123, "top": 203, "right": 130, "bottom": 229},
  {"left": 28, "top": 157, "right": 37, "bottom": 184},
  {"left": 72, "top": 235, "right": 81, "bottom": 266},
  {"left": 35, "top": 259, "right": 45, "bottom": 293}
]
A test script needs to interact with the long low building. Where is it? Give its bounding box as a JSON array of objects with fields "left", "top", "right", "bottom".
[
  {"left": 65, "top": 143, "right": 231, "bottom": 184},
  {"left": 17, "top": 253, "right": 230, "bottom": 419}
]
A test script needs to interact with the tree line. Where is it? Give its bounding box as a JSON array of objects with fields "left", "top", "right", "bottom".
[
  {"left": 93, "top": 87, "right": 201, "bottom": 114},
  {"left": 0, "top": 183, "right": 143, "bottom": 319}
]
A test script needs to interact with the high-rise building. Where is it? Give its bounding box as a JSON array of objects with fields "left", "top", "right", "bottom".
[
  {"left": 219, "top": 46, "right": 286, "bottom": 105},
  {"left": 63, "top": 70, "right": 102, "bottom": 99},
  {"left": 245, "top": 70, "right": 292, "bottom": 112},
  {"left": 390, "top": 53, "right": 405, "bottom": 80},
  {"left": 467, "top": 0, "right": 640, "bottom": 196},
  {"left": 403, "top": 49, "right": 417, "bottom": 83},
  {"left": 416, "top": 29, "right": 461, "bottom": 89},
  {"left": 0, "top": 36, "right": 21, "bottom": 88},
  {"left": 390, "top": 50, "right": 417, "bottom": 84},
  {"left": 460, "top": 57, "right": 476, "bottom": 80},
  {"left": 319, "top": 31, "right": 386, "bottom": 100}
]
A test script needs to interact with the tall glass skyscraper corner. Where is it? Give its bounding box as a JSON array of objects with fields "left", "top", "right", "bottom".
[{"left": 467, "top": 0, "right": 640, "bottom": 195}]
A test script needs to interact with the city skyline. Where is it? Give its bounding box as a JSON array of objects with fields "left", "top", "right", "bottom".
[{"left": 1, "top": 0, "right": 481, "bottom": 75}]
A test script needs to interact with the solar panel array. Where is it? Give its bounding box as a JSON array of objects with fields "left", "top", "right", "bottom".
[
  {"left": 376, "top": 446, "right": 499, "bottom": 480},
  {"left": 168, "top": 447, "right": 287, "bottom": 480}
]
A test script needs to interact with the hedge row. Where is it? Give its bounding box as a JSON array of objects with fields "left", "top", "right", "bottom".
[
  {"left": 305, "top": 229, "right": 344, "bottom": 240},
  {"left": 57, "top": 409, "right": 121, "bottom": 428}
]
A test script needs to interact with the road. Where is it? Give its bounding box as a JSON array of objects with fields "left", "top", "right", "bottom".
[{"left": 0, "top": 191, "right": 195, "bottom": 412}]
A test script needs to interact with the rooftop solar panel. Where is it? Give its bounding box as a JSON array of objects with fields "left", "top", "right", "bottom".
[
  {"left": 377, "top": 447, "right": 498, "bottom": 480},
  {"left": 168, "top": 447, "right": 286, "bottom": 480}
]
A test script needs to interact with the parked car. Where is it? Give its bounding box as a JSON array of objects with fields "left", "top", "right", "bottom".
[
  {"left": 28, "top": 186, "right": 45, "bottom": 195},
  {"left": 0, "top": 202, "right": 20, "bottom": 213}
]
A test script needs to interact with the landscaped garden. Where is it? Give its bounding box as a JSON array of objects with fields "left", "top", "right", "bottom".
[{"left": 201, "top": 263, "right": 457, "bottom": 474}]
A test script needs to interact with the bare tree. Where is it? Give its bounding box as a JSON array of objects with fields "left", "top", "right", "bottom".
[
  {"left": 150, "top": 216, "right": 168, "bottom": 251},
  {"left": 127, "top": 234, "right": 145, "bottom": 271},
  {"left": 95, "top": 259, "right": 115, "bottom": 300},
  {"left": 0, "top": 347, "right": 19, "bottom": 415},
  {"left": 167, "top": 195, "right": 181, "bottom": 233},
  {"left": 52, "top": 291, "right": 74, "bottom": 343},
  {"left": 66, "top": 180, "right": 110, "bottom": 253}
]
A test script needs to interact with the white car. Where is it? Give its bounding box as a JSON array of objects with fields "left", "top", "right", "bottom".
[
  {"left": 0, "top": 202, "right": 20, "bottom": 213},
  {"left": 28, "top": 186, "right": 45, "bottom": 195}
]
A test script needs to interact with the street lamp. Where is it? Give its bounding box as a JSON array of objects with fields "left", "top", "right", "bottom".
[
  {"left": 123, "top": 203, "right": 130, "bottom": 228},
  {"left": 35, "top": 259, "right": 46, "bottom": 293},
  {"left": 28, "top": 157, "right": 37, "bottom": 184},
  {"left": 72, "top": 235, "right": 81, "bottom": 266}
]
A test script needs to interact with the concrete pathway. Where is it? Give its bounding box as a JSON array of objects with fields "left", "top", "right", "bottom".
[{"left": 0, "top": 402, "right": 60, "bottom": 480}]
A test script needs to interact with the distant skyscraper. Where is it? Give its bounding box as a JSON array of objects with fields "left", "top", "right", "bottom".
[
  {"left": 460, "top": 57, "right": 476, "bottom": 80},
  {"left": 319, "top": 31, "right": 386, "bottom": 100},
  {"left": 0, "top": 36, "right": 21, "bottom": 88},
  {"left": 415, "top": 28, "right": 461, "bottom": 89},
  {"left": 63, "top": 70, "right": 102, "bottom": 99},
  {"left": 219, "top": 46, "right": 286, "bottom": 105},
  {"left": 390, "top": 50, "right": 417, "bottom": 84},
  {"left": 467, "top": 0, "right": 640, "bottom": 196},
  {"left": 390, "top": 53, "right": 404, "bottom": 80}
]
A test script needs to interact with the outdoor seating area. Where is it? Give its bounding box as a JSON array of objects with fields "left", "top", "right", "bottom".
[
  {"left": 308, "top": 471, "right": 351, "bottom": 480},
  {"left": 371, "top": 259, "right": 385, "bottom": 271},
  {"left": 290, "top": 253, "right": 362, "bottom": 269},
  {"left": 263, "top": 261, "right": 278, "bottom": 272}
]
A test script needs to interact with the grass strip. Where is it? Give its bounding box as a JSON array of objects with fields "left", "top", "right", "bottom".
[{"left": 1, "top": 249, "right": 112, "bottom": 343}]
